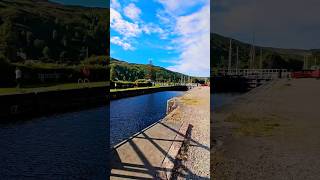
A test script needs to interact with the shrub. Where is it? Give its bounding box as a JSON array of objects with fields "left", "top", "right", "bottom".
[{"left": 111, "top": 81, "right": 152, "bottom": 89}]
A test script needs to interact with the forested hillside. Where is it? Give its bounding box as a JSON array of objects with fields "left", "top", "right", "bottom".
[
  {"left": 110, "top": 58, "right": 205, "bottom": 83},
  {"left": 211, "top": 33, "right": 320, "bottom": 71},
  {"left": 0, "top": 0, "right": 109, "bottom": 87},
  {"left": 0, "top": 0, "right": 109, "bottom": 64}
]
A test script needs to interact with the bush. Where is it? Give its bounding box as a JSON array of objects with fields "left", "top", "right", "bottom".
[
  {"left": 81, "top": 56, "right": 109, "bottom": 66},
  {"left": 111, "top": 81, "right": 152, "bottom": 89},
  {"left": 0, "top": 62, "right": 108, "bottom": 87},
  {"left": 135, "top": 79, "right": 148, "bottom": 83},
  {"left": 0, "top": 57, "right": 15, "bottom": 87}
]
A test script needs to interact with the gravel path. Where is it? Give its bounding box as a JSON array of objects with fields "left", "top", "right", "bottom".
[
  {"left": 211, "top": 79, "right": 320, "bottom": 180},
  {"left": 174, "top": 87, "right": 210, "bottom": 179}
]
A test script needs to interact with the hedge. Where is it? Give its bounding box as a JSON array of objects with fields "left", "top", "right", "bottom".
[
  {"left": 110, "top": 81, "right": 152, "bottom": 89},
  {"left": 0, "top": 63, "right": 108, "bottom": 87}
]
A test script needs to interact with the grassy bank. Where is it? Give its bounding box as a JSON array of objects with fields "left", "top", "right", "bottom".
[
  {"left": 110, "top": 85, "right": 162, "bottom": 92},
  {"left": 0, "top": 81, "right": 109, "bottom": 95}
]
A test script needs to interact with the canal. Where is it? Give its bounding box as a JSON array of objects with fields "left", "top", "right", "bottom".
[
  {"left": 110, "top": 91, "right": 184, "bottom": 146},
  {"left": 0, "top": 107, "right": 108, "bottom": 179},
  {"left": 211, "top": 93, "right": 242, "bottom": 110},
  {"left": 0, "top": 90, "right": 236, "bottom": 178},
  {"left": 0, "top": 90, "right": 185, "bottom": 178}
]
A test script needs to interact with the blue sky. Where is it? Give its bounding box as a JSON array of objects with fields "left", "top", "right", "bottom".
[
  {"left": 213, "top": 0, "right": 320, "bottom": 49},
  {"left": 50, "top": 0, "right": 109, "bottom": 8},
  {"left": 111, "top": 0, "right": 210, "bottom": 77}
]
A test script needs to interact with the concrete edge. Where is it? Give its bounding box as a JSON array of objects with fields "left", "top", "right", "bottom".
[{"left": 159, "top": 121, "right": 189, "bottom": 180}]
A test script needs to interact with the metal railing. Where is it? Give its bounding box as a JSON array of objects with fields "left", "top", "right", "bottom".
[{"left": 217, "top": 69, "right": 289, "bottom": 79}]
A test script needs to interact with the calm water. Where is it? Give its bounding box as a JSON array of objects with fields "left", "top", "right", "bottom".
[
  {"left": 0, "top": 107, "right": 108, "bottom": 179},
  {"left": 0, "top": 91, "right": 235, "bottom": 178},
  {"left": 110, "top": 91, "right": 184, "bottom": 146},
  {"left": 211, "top": 93, "right": 241, "bottom": 111}
]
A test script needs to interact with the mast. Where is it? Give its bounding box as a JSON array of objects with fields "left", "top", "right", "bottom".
[
  {"left": 252, "top": 33, "right": 255, "bottom": 69},
  {"left": 303, "top": 55, "right": 306, "bottom": 70},
  {"left": 259, "top": 48, "right": 263, "bottom": 69},
  {"left": 236, "top": 46, "right": 239, "bottom": 73},
  {"left": 306, "top": 55, "right": 309, "bottom": 70},
  {"left": 249, "top": 45, "right": 252, "bottom": 69},
  {"left": 228, "top": 39, "right": 232, "bottom": 73}
]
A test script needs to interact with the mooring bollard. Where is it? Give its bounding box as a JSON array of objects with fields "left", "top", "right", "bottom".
[{"left": 166, "top": 98, "right": 177, "bottom": 115}]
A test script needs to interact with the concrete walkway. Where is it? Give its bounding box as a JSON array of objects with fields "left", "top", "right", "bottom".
[
  {"left": 212, "top": 79, "right": 320, "bottom": 179},
  {"left": 110, "top": 87, "right": 210, "bottom": 179},
  {"left": 110, "top": 118, "right": 184, "bottom": 179}
]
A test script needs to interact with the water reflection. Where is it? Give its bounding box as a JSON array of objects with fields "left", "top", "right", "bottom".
[
  {"left": 110, "top": 91, "right": 184, "bottom": 147},
  {"left": 0, "top": 107, "right": 108, "bottom": 179},
  {"left": 211, "top": 93, "right": 241, "bottom": 110}
]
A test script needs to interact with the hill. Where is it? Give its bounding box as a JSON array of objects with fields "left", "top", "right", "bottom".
[
  {"left": 0, "top": 0, "right": 109, "bottom": 64},
  {"left": 211, "top": 33, "right": 320, "bottom": 71},
  {"left": 110, "top": 58, "right": 205, "bottom": 83}
]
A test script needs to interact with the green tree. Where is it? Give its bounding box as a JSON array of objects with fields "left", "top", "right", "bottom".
[
  {"left": 42, "top": 46, "right": 51, "bottom": 59},
  {"left": 264, "top": 53, "right": 288, "bottom": 69},
  {"left": 110, "top": 66, "right": 114, "bottom": 80},
  {"left": 60, "top": 51, "right": 67, "bottom": 61},
  {"left": 62, "top": 36, "right": 67, "bottom": 47},
  {"left": 52, "top": 29, "right": 58, "bottom": 40},
  {"left": 26, "top": 31, "right": 33, "bottom": 46},
  {"left": 0, "top": 20, "right": 18, "bottom": 61},
  {"left": 33, "top": 39, "right": 45, "bottom": 49},
  {"left": 54, "top": 17, "right": 59, "bottom": 25},
  {"left": 0, "top": 53, "right": 8, "bottom": 65}
]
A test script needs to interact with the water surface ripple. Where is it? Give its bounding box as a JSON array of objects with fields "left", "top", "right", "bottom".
[
  {"left": 0, "top": 107, "right": 108, "bottom": 179},
  {"left": 110, "top": 91, "right": 184, "bottom": 146}
]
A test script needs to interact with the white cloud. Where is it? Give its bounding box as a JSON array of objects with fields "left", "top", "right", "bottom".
[
  {"left": 157, "top": 0, "right": 207, "bottom": 15},
  {"left": 111, "top": 4, "right": 167, "bottom": 50},
  {"left": 141, "top": 23, "right": 164, "bottom": 34},
  {"left": 164, "top": 46, "right": 175, "bottom": 50},
  {"left": 156, "top": 10, "right": 172, "bottom": 24},
  {"left": 154, "top": 0, "right": 210, "bottom": 76},
  {"left": 124, "top": 3, "right": 141, "bottom": 21},
  {"left": 111, "top": 0, "right": 121, "bottom": 10},
  {"left": 110, "top": 0, "right": 210, "bottom": 76},
  {"left": 156, "top": 10, "right": 176, "bottom": 38},
  {"left": 167, "top": 3, "right": 210, "bottom": 77},
  {"left": 157, "top": 0, "right": 181, "bottom": 13},
  {"left": 110, "top": 8, "right": 141, "bottom": 38},
  {"left": 111, "top": 36, "right": 134, "bottom": 50}
]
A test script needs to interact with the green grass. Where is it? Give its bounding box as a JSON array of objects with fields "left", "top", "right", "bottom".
[
  {"left": 225, "top": 113, "right": 280, "bottom": 137},
  {"left": 0, "top": 81, "right": 109, "bottom": 95},
  {"left": 181, "top": 97, "right": 199, "bottom": 105},
  {"left": 110, "top": 85, "right": 164, "bottom": 92}
]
